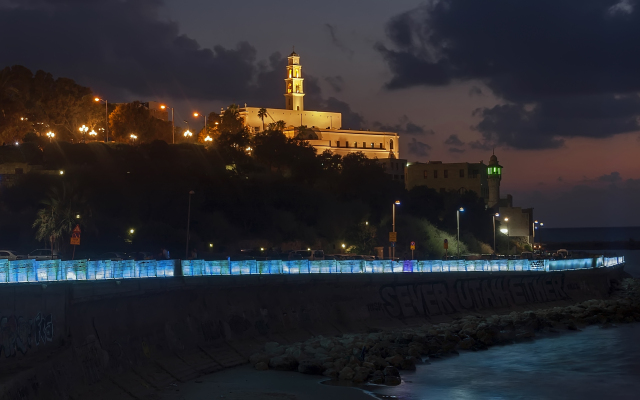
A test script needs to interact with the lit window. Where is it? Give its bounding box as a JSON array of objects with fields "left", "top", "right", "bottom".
[
  {"left": 390, "top": 139, "right": 394, "bottom": 150},
  {"left": 370, "top": 143, "right": 374, "bottom": 148}
]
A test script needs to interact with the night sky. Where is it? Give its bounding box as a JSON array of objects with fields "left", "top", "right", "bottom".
[{"left": 1, "top": 0, "right": 639, "bottom": 228}]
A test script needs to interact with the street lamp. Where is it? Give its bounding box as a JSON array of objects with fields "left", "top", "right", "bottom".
[
  {"left": 89, "top": 130, "right": 97, "bottom": 140},
  {"left": 79, "top": 125, "right": 88, "bottom": 143},
  {"left": 186, "top": 190, "right": 195, "bottom": 259},
  {"left": 493, "top": 213, "right": 500, "bottom": 254},
  {"left": 184, "top": 130, "right": 193, "bottom": 140},
  {"left": 160, "top": 104, "right": 175, "bottom": 144},
  {"left": 504, "top": 217, "right": 510, "bottom": 255},
  {"left": 204, "top": 136, "right": 212, "bottom": 142},
  {"left": 94, "top": 97, "right": 109, "bottom": 142},
  {"left": 392, "top": 200, "right": 400, "bottom": 260},
  {"left": 193, "top": 112, "right": 207, "bottom": 135},
  {"left": 457, "top": 207, "right": 464, "bottom": 258},
  {"left": 130, "top": 134, "right": 137, "bottom": 144},
  {"left": 534, "top": 221, "right": 544, "bottom": 250},
  {"left": 46, "top": 131, "right": 55, "bottom": 142}
]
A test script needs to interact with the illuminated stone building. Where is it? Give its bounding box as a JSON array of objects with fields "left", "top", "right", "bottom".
[{"left": 237, "top": 51, "right": 400, "bottom": 160}]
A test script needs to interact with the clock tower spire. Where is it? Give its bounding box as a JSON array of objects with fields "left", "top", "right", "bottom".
[{"left": 284, "top": 50, "right": 304, "bottom": 111}]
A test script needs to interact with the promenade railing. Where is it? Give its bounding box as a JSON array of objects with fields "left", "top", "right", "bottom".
[{"left": 0, "top": 256, "right": 623, "bottom": 283}]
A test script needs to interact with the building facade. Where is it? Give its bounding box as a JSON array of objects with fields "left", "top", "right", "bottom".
[
  {"left": 407, "top": 161, "right": 489, "bottom": 199},
  {"left": 236, "top": 51, "right": 401, "bottom": 160}
]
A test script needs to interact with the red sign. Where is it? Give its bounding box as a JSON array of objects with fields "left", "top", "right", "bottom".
[{"left": 70, "top": 224, "right": 81, "bottom": 245}]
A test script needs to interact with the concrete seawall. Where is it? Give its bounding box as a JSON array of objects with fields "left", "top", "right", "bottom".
[{"left": 0, "top": 265, "right": 627, "bottom": 399}]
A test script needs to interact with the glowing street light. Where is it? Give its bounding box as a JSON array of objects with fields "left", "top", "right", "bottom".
[
  {"left": 193, "top": 112, "right": 207, "bottom": 134},
  {"left": 129, "top": 228, "right": 135, "bottom": 234},
  {"left": 493, "top": 213, "right": 500, "bottom": 254},
  {"left": 184, "top": 130, "right": 193, "bottom": 138},
  {"left": 89, "top": 130, "right": 97, "bottom": 140},
  {"left": 46, "top": 131, "right": 55, "bottom": 142},
  {"left": 504, "top": 217, "right": 510, "bottom": 255},
  {"left": 392, "top": 200, "right": 401, "bottom": 260},
  {"left": 204, "top": 135, "right": 212, "bottom": 142},
  {"left": 456, "top": 207, "right": 464, "bottom": 258},
  {"left": 79, "top": 125, "right": 88, "bottom": 143},
  {"left": 160, "top": 104, "right": 175, "bottom": 144},
  {"left": 59, "top": 170, "right": 64, "bottom": 175},
  {"left": 94, "top": 97, "right": 109, "bottom": 142}
]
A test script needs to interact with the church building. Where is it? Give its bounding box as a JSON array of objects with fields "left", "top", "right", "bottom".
[{"left": 237, "top": 51, "right": 401, "bottom": 160}]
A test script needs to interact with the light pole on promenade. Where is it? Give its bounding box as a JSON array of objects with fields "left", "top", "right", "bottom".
[
  {"left": 160, "top": 104, "right": 174, "bottom": 144},
  {"left": 457, "top": 207, "right": 464, "bottom": 258},
  {"left": 46, "top": 131, "right": 55, "bottom": 142},
  {"left": 94, "top": 97, "right": 109, "bottom": 142},
  {"left": 504, "top": 217, "right": 510, "bottom": 255},
  {"left": 194, "top": 112, "right": 207, "bottom": 137},
  {"left": 493, "top": 213, "right": 500, "bottom": 254},
  {"left": 392, "top": 200, "right": 400, "bottom": 260},
  {"left": 186, "top": 190, "right": 195, "bottom": 259}
]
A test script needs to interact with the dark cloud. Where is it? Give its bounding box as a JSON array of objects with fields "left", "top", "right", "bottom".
[
  {"left": 444, "top": 134, "right": 464, "bottom": 146},
  {"left": 448, "top": 148, "right": 465, "bottom": 153},
  {"left": 324, "top": 76, "right": 345, "bottom": 93},
  {"left": 407, "top": 138, "right": 431, "bottom": 157},
  {"left": 469, "top": 86, "right": 483, "bottom": 96},
  {"left": 0, "top": 0, "right": 366, "bottom": 123},
  {"left": 373, "top": 115, "right": 431, "bottom": 135},
  {"left": 597, "top": 171, "right": 622, "bottom": 183},
  {"left": 378, "top": 0, "right": 640, "bottom": 149},
  {"left": 323, "top": 24, "right": 354, "bottom": 57}
]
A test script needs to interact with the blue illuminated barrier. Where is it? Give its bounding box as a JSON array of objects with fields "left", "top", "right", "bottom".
[
  {"left": 180, "top": 256, "right": 625, "bottom": 276},
  {"left": 0, "top": 259, "right": 175, "bottom": 283},
  {"left": 0, "top": 257, "right": 624, "bottom": 283}
]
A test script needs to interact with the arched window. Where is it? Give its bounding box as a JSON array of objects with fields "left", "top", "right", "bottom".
[{"left": 390, "top": 139, "right": 394, "bottom": 150}]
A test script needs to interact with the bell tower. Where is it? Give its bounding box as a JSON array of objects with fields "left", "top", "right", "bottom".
[
  {"left": 284, "top": 50, "right": 304, "bottom": 111},
  {"left": 487, "top": 153, "right": 503, "bottom": 208}
]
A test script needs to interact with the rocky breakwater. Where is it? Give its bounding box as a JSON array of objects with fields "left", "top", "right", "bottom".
[{"left": 248, "top": 278, "right": 640, "bottom": 386}]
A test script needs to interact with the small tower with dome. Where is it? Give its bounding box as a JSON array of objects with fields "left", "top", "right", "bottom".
[
  {"left": 487, "top": 153, "right": 503, "bottom": 208},
  {"left": 284, "top": 50, "right": 305, "bottom": 111}
]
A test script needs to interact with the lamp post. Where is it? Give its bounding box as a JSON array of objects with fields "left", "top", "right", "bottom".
[
  {"left": 89, "top": 130, "right": 97, "bottom": 141},
  {"left": 130, "top": 134, "right": 137, "bottom": 145},
  {"left": 194, "top": 112, "right": 207, "bottom": 136},
  {"left": 184, "top": 130, "right": 193, "bottom": 142},
  {"left": 160, "top": 104, "right": 174, "bottom": 144},
  {"left": 504, "top": 217, "right": 510, "bottom": 255},
  {"left": 493, "top": 213, "right": 500, "bottom": 254},
  {"left": 94, "top": 97, "right": 108, "bottom": 142},
  {"left": 46, "top": 131, "right": 55, "bottom": 142},
  {"left": 457, "top": 207, "right": 464, "bottom": 258},
  {"left": 392, "top": 200, "right": 400, "bottom": 260},
  {"left": 186, "top": 190, "right": 195, "bottom": 259},
  {"left": 79, "top": 125, "right": 88, "bottom": 143}
]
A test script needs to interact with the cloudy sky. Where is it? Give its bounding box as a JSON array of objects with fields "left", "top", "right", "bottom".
[{"left": 1, "top": 0, "right": 639, "bottom": 228}]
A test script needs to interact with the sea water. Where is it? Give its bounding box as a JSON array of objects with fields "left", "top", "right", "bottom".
[{"left": 366, "top": 250, "right": 640, "bottom": 400}]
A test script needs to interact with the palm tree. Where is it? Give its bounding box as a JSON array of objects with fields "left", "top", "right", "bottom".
[
  {"left": 267, "top": 120, "right": 287, "bottom": 132},
  {"left": 32, "top": 184, "right": 87, "bottom": 252},
  {"left": 258, "top": 108, "right": 267, "bottom": 132}
]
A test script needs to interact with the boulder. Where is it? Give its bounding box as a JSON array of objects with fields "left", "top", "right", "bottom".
[
  {"left": 254, "top": 362, "right": 268, "bottom": 371},
  {"left": 385, "top": 354, "right": 404, "bottom": 368},
  {"left": 249, "top": 352, "right": 270, "bottom": 366},
  {"left": 298, "top": 359, "right": 325, "bottom": 375},
  {"left": 353, "top": 366, "right": 371, "bottom": 383},
  {"left": 384, "top": 376, "right": 402, "bottom": 386},
  {"left": 269, "top": 355, "right": 298, "bottom": 371},
  {"left": 370, "top": 370, "right": 385, "bottom": 384},
  {"left": 383, "top": 366, "right": 400, "bottom": 377},
  {"left": 338, "top": 366, "right": 355, "bottom": 381}
]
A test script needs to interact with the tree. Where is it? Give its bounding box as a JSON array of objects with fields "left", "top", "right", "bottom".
[
  {"left": 267, "top": 120, "right": 286, "bottom": 131},
  {"left": 109, "top": 101, "right": 171, "bottom": 143},
  {"left": 219, "top": 104, "right": 244, "bottom": 134},
  {"left": 258, "top": 108, "right": 267, "bottom": 131},
  {"left": 32, "top": 183, "right": 87, "bottom": 252}
]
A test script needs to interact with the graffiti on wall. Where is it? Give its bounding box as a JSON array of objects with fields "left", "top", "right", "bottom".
[
  {"left": 379, "top": 274, "right": 569, "bottom": 319},
  {"left": 0, "top": 313, "right": 54, "bottom": 357}
]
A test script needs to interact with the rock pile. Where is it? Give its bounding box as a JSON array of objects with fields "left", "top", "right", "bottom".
[{"left": 248, "top": 278, "right": 640, "bottom": 385}]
